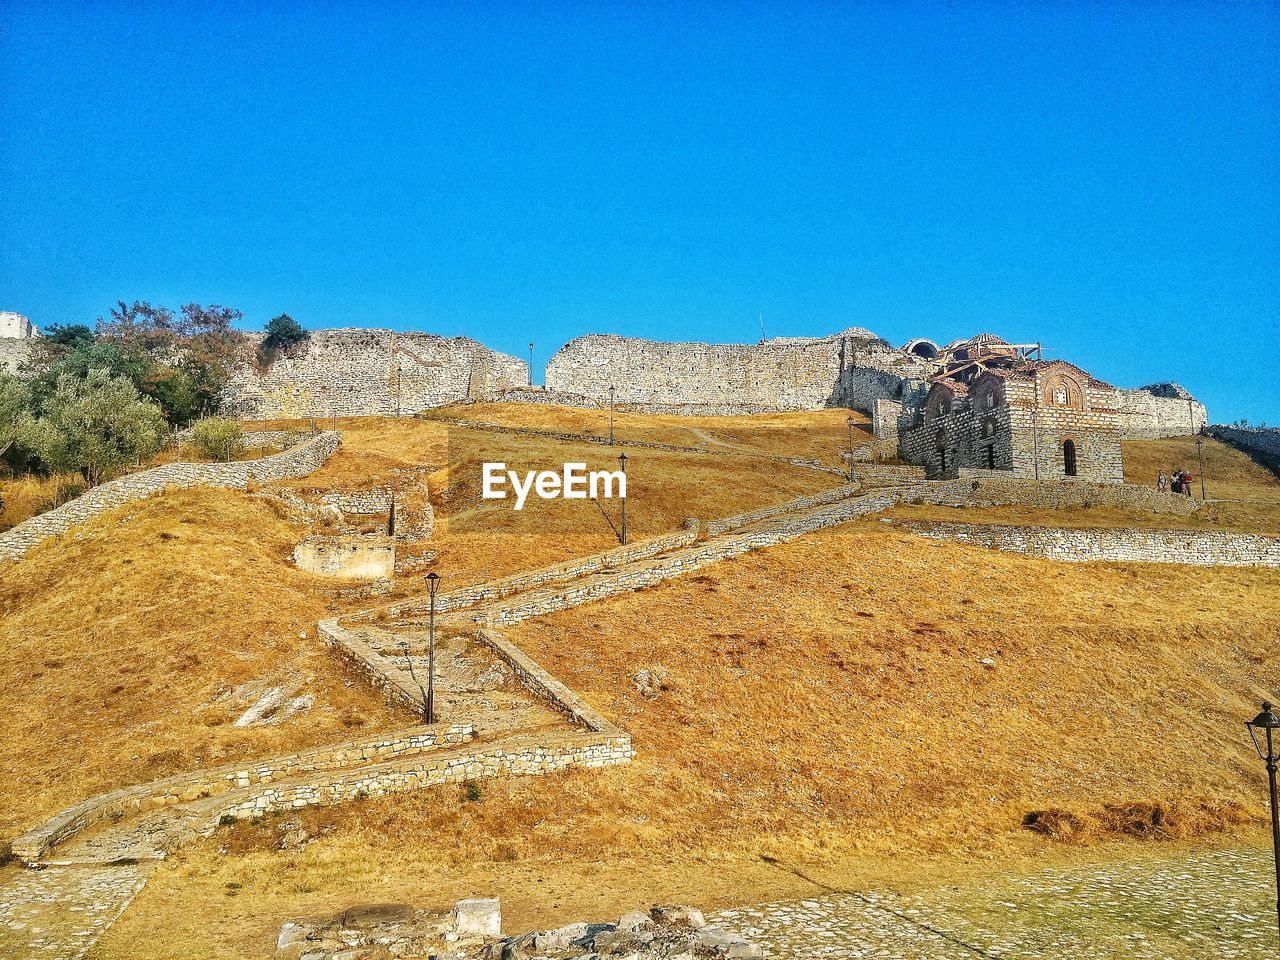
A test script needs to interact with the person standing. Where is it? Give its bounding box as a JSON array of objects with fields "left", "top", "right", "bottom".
[
  {"left": 1182, "top": 470, "right": 1194, "bottom": 496},
  {"left": 1158, "top": 471, "right": 1167, "bottom": 493}
]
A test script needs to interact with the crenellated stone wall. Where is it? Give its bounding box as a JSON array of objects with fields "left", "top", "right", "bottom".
[
  {"left": 221, "top": 329, "right": 528, "bottom": 420},
  {"left": 544, "top": 330, "right": 931, "bottom": 414}
]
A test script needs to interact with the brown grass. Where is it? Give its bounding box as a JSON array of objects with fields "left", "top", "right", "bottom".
[
  {"left": 0, "top": 410, "right": 848, "bottom": 835},
  {"left": 0, "top": 489, "right": 403, "bottom": 836},
  {"left": 97, "top": 522, "right": 1280, "bottom": 959}
]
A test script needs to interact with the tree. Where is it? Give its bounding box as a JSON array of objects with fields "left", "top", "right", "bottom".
[
  {"left": 0, "top": 373, "right": 34, "bottom": 459},
  {"left": 42, "top": 324, "right": 96, "bottom": 350},
  {"left": 24, "top": 370, "right": 167, "bottom": 486},
  {"left": 188, "top": 416, "right": 244, "bottom": 462},
  {"left": 258, "top": 313, "right": 309, "bottom": 366}
]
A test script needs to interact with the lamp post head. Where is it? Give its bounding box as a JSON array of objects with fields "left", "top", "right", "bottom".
[
  {"left": 1247, "top": 701, "right": 1280, "bottom": 761},
  {"left": 426, "top": 571, "right": 441, "bottom": 597},
  {"left": 618, "top": 451, "right": 627, "bottom": 469}
]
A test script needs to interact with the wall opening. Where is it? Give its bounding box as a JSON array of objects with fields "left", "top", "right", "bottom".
[
  {"left": 985, "top": 445, "right": 995, "bottom": 470},
  {"left": 1063, "top": 439, "right": 1077, "bottom": 477}
]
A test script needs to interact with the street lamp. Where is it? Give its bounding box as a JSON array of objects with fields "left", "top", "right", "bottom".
[
  {"left": 1247, "top": 701, "right": 1280, "bottom": 942},
  {"left": 609, "top": 385, "right": 616, "bottom": 445},
  {"left": 1196, "top": 437, "right": 1207, "bottom": 502},
  {"left": 846, "top": 415, "right": 855, "bottom": 484},
  {"left": 528, "top": 342, "right": 535, "bottom": 386},
  {"left": 618, "top": 452, "right": 628, "bottom": 546},
  {"left": 425, "top": 572, "right": 441, "bottom": 724}
]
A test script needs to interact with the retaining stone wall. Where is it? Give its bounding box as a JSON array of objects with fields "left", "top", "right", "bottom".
[
  {"left": 318, "top": 619, "right": 430, "bottom": 712},
  {"left": 899, "top": 521, "right": 1280, "bottom": 567},
  {"left": 909, "top": 475, "right": 1199, "bottom": 515},
  {"left": 477, "top": 629, "right": 626, "bottom": 735},
  {"left": 0, "top": 432, "right": 341, "bottom": 563},
  {"left": 391, "top": 523, "right": 702, "bottom": 618},
  {"left": 704, "top": 484, "right": 860, "bottom": 536},
  {"left": 11, "top": 724, "right": 474, "bottom": 863},
  {"left": 857, "top": 463, "right": 927, "bottom": 483},
  {"left": 213, "top": 731, "right": 634, "bottom": 824}
]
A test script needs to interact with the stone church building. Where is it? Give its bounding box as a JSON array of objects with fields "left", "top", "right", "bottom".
[{"left": 898, "top": 336, "right": 1125, "bottom": 483}]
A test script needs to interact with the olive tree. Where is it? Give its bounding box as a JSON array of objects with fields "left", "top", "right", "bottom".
[{"left": 24, "top": 369, "right": 168, "bottom": 486}]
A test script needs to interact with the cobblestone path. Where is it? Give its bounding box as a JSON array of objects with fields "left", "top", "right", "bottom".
[
  {"left": 0, "top": 864, "right": 153, "bottom": 959},
  {"left": 714, "top": 847, "right": 1276, "bottom": 959}
]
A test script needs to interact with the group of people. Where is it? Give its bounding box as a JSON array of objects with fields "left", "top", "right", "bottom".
[{"left": 1158, "top": 470, "right": 1196, "bottom": 496}]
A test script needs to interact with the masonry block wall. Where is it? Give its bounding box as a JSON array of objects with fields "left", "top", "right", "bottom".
[
  {"left": 901, "top": 521, "right": 1280, "bottom": 567},
  {"left": 1115, "top": 385, "right": 1208, "bottom": 439},
  {"left": 544, "top": 330, "right": 930, "bottom": 414},
  {"left": 0, "top": 336, "right": 35, "bottom": 373},
  {"left": 221, "top": 328, "right": 528, "bottom": 420},
  {"left": 0, "top": 432, "right": 341, "bottom": 562}
]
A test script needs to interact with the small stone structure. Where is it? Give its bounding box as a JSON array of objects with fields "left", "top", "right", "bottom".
[
  {"left": 0, "top": 432, "right": 342, "bottom": 563},
  {"left": 292, "top": 534, "right": 396, "bottom": 578},
  {"left": 898, "top": 520, "right": 1280, "bottom": 567},
  {"left": 222, "top": 328, "right": 528, "bottom": 419}
]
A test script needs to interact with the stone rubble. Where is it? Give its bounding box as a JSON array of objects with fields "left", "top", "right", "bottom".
[{"left": 274, "top": 902, "right": 763, "bottom": 960}]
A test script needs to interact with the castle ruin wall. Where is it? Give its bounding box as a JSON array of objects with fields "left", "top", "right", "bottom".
[{"left": 221, "top": 328, "right": 528, "bottom": 420}]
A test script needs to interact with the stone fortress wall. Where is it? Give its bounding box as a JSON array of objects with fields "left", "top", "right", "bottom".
[
  {"left": 1116, "top": 383, "right": 1209, "bottom": 439},
  {"left": 1206, "top": 426, "right": 1280, "bottom": 472},
  {"left": 543, "top": 329, "right": 933, "bottom": 415},
  {"left": 1, "top": 308, "right": 1207, "bottom": 439},
  {"left": 220, "top": 328, "right": 529, "bottom": 420}
]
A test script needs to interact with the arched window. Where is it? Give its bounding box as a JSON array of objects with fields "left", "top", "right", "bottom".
[{"left": 1063, "top": 439, "right": 1077, "bottom": 477}]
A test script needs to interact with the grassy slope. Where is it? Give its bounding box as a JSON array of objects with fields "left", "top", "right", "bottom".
[
  {"left": 0, "top": 489, "right": 401, "bottom": 836},
  {"left": 101, "top": 523, "right": 1280, "bottom": 959},
  {"left": 0, "top": 410, "right": 845, "bottom": 837}
]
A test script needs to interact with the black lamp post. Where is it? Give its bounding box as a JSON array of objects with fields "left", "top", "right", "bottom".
[
  {"left": 425, "top": 572, "right": 441, "bottom": 724},
  {"left": 846, "top": 415, "right": 855, "bottom": 484},
  {"left": 528, "top": 342, "right": 534, "bottom": 386},
  {"left": 618, "top": 451, "right": 628, "bottom": 546},
  {"left": 1247, "top": 701, "right": 1280, "bottom": 942},
  {"left": 609, "top": 385, "right": 616, "bottom": 445},
  {"left": 1196, "top": 437, "right": 1206, "bottom": 502}
]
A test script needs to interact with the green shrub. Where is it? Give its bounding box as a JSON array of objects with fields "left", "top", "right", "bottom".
[{"left": 188, "top": 417, "right": 244, "bottom": 462}]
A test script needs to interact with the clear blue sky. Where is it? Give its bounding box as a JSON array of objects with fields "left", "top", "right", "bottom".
[{"left": 1, "top": 2, "right": 1276, "bottom": 422}]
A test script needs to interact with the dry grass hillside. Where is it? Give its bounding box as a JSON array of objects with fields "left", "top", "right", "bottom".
[
  {"left": 0, "top": 409, "right": 847, "bottom": 837},
  {"left": 0, "top": 489, "right": 402, "bottom": 836},
  {"left": 99, "top": 522, "right": 1280, "bottom": 959}
]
